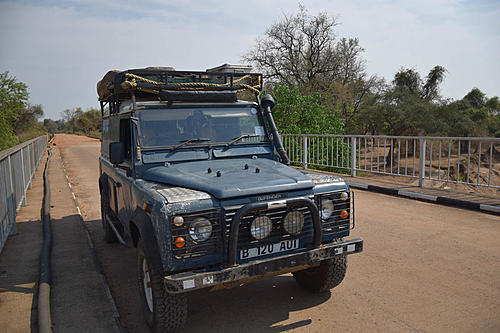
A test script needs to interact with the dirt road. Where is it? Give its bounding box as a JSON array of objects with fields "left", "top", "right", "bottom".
[{"left": 55, "top": 134, "right": 500, "bottom": 332}]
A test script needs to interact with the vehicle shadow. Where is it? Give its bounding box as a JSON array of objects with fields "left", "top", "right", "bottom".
[{"left": 186, "top": 275, "right": 331, "bottom": 332}]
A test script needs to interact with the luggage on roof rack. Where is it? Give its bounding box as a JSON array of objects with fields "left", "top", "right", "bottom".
[{"left": 97, "top": 66, "right": 262, "bottom": 102}]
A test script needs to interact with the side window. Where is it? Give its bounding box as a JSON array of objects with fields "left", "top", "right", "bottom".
[
  {"left": 120, "top": 119, "right": 131, "bottom": 161},
  {"left": 101, "top": 119, "right": 110, "bottom": 156}
]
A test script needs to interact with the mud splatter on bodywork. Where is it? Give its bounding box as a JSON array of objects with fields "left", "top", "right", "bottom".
[
  {"left": 305, "top": 172, "right": 345, "bottom": 185},
  {"left": 155, "top": 185, "right": 211, "bottom": 203}
]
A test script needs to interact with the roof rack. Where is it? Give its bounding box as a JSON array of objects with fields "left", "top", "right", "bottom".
[{"left": 97, "top": 67, "right": 262, "bottom": 102}]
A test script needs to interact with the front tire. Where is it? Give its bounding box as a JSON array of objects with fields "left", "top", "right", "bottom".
[
  {"left": 137, "top": 239, "right": 187, "bottom": 332},
  {"left": 292, "top": 256, "right": 347, "bottom": 293}
]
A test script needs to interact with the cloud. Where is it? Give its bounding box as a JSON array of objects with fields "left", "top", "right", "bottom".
[
  {"left": 1, "top": 0, "right": 499, "bottom": 119},
  {"left": 0, "top": 1, "right": 262, "bottom": 118}
]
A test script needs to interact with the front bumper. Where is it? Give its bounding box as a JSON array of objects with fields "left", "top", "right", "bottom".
[{"left": 164, "top": 237, "right": 363, "bottom": 294}]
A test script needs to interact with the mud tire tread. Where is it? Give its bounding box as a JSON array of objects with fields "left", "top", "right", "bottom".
[
  {"left": 137, "top": 240, "right": 187, "bottom": 332},
  {"left": 292, "top": 255, "right": 347, "bottom": 293}
]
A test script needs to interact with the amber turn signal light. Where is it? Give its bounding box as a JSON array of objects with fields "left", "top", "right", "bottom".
[
  {"left": 174, "top": 237, "right": 185, "bottom": 248},
  {"left": 142, "top": 202, "right": 152, "bottom": 213},
  {"left": 340, "top": 210, "right": 348, "bottom": 219}
]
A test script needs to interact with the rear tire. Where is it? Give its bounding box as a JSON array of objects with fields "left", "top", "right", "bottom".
[
  {"left": 100, "top": 192, "right": 118, "bottom": 243},
  {"left": 292, "top": 255, "right": 347, "bottom": 293},
  {"left": 137, "top": 239, "right": 187, "bottom": 332}
]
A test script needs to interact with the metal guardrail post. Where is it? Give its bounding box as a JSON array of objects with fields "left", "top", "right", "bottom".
[
  {"left": 351, "top": 137, "right": 357, "bottom": 177},
  {"left": 27, "top": 144, "right": 32, "bottom": 190},
  {"left": 20, "top": 146, "right": 27, "bottom": 207},
  {"left": 419, "top": 138, "right": 426, "bottom": 188},
  {"left": 303, "top": 135, "right": 308, "bottom": 169},
  {"left": 7, "top": 155, "right": 16, "bottom": 235}
]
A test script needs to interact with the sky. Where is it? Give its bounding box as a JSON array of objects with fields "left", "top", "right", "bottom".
[{"left": 0, "top": 0, "right": 499, "bottom": 120}]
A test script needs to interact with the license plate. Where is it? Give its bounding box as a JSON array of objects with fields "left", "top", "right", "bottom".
[{"left": 240, "top": 239, "right": 299, "bottom": 259}]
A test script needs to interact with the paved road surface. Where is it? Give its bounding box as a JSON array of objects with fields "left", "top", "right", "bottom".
[{"left": 55, "top": 134, "right": 500, "bottom": 333}]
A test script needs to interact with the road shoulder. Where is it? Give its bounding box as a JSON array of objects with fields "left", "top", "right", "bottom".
[
  {"left": 0, "top": 153, "right": 47, "bottom": 332},
  {"left": 49, "top": 147, "right": 120, "bottom": 332}
]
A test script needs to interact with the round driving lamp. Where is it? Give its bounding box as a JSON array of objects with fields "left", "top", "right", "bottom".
[
  {"left": 189, "top": 217, "right": 212, "bottom": 242},
  {"left": 250, "top": 216, "right": 272, "bottom": 240},
  {"left": 340, "top": 191, "right": 349, "bottom": 201},
  {"left": 173, "top": 216, "right": 184, "bottom": 227},
  {"left": 283, "top": 211, "right": 305, "bottom": 235},
  {"left": 321, "top": 199, "right": 334, "bottom": 220}
]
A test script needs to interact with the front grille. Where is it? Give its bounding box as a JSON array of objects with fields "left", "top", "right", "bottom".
[
  {"left": 171, "top": 209, "right": 223, "bottom": 259},
  {"left": 223, "top": 205, "right": 314, "bottom": 249},
  {"left": 223, "top": 192, "right": 353, "bottom": 257}
]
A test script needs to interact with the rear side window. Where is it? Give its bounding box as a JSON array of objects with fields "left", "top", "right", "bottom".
[{"left": 120, "top": 118, "right": 131, "bottom": 160}]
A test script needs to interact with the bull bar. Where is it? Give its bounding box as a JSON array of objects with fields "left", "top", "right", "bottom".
[{"left": 164, "top": 197, "right": 363, "bottom": 294}]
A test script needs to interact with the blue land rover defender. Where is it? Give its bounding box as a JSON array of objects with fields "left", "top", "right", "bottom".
[{"left": 97, "top": 65, "right": 363, "bottom": 332}]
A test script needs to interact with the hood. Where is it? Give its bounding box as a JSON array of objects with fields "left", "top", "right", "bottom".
[{"left": 143, "top": 158, "right": 314, "bottom": 199}]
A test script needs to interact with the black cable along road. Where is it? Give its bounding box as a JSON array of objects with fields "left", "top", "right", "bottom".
[{"left": 38, "top": 147, "right": 52, "bottom": 333}]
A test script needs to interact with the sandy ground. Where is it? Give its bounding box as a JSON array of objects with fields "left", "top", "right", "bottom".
[{"left": 56, "top": 134, "right": 500, "bottom": 333}]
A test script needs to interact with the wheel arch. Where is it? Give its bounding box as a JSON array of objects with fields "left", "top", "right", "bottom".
[{"left": 130, "top": 208, "right": 163, "bottom": 271}]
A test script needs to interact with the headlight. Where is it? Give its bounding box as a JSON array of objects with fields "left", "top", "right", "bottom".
[
  {"left": 189, "top": 217, "right": 212, "bottom": 242},
  {"left": 283, "top": 211, "right": 304, "bottom": 235},
  {"left": 340, "top": 191, "right": 349, "bottom": 201},
  {"left": 250, "top": 216, "right": 272, "bottom": 240},
  {"left": 321, "top": 199, "right": 334, "bottom": 220}
]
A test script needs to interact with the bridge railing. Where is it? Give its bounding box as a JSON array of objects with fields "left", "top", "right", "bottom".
[
  {"left": 282, "top": 134, "right": 500, "bottom": 189},
  {"left": 0, "top": 135, "right": 48, "bottom": 252}
]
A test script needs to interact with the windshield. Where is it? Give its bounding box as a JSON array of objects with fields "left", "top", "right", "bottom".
[{"left": 137, "top": 107, "right": 267, "bottom": 148}]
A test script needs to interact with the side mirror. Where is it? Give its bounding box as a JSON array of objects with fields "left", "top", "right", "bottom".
[{"left": 109, "top": 142, "right": 125, "bottom": 165}]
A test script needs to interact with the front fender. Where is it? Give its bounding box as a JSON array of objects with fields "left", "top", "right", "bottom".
[{"left": 130, "top": 208, "right": 163, "bottom": 271}]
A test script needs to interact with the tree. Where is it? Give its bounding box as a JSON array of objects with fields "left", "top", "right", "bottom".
[
  {"left": 354, "top": 66, "right": 447, "bottom": 137},
  {"left": 0, "top": 71, "right": 29, "bottom": 149},
  {"left": 463, "top": 88, "right": 486, "bottom": 109},
  {"left": 43, "top": 118, "right": 58, "bottom": 133},
  {"left": 61, "top": 107, "right": 81, "bottom": 133},
  {"left": 14, "top": 103, "right": 44, "bottom": 134},
  {"left": 58, "top": 107, "right": 102, "bottom": 135},
  {"left": 271, "top": 84, "right": 343, "bottom": 134},
  {"left": 75, "top": 108, "right": 101, "bottom": 134},
  {"left": 439, "top": 88, "right": 500, "bottom": 137},
  {"left": 392, "top": 65, "right": 446, "bottom": 102},
  {"left": 244, "top": 6, "right": 380, "bottom": 131},
  {"left": 421, "top": 65, "right": 446, "bottom": 101},
  {"left": 244, "top": 6, "right": 340, "bottom": 87}
]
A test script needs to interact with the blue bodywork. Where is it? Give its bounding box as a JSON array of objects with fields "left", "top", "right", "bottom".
[{"left": 99, "top": 101, "right": 353, "bottom": 275}]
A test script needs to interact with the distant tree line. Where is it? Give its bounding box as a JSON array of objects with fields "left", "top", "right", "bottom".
[
  {"left": 44, "top": 107, "right": 101, "bottom": 138},
  {"left": 245, "top": 6, "right": 500, "bottom": 137},
  {"left": 0, "top": 71, "right": 102, "bottom": 151}
]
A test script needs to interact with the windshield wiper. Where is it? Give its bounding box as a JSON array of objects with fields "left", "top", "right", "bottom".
[
  {"left": 225, "top": 134, "right": 261, "bottom": 147},
  {"left": 171, "top": 138, "right": 211, "bottom": 151}
]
